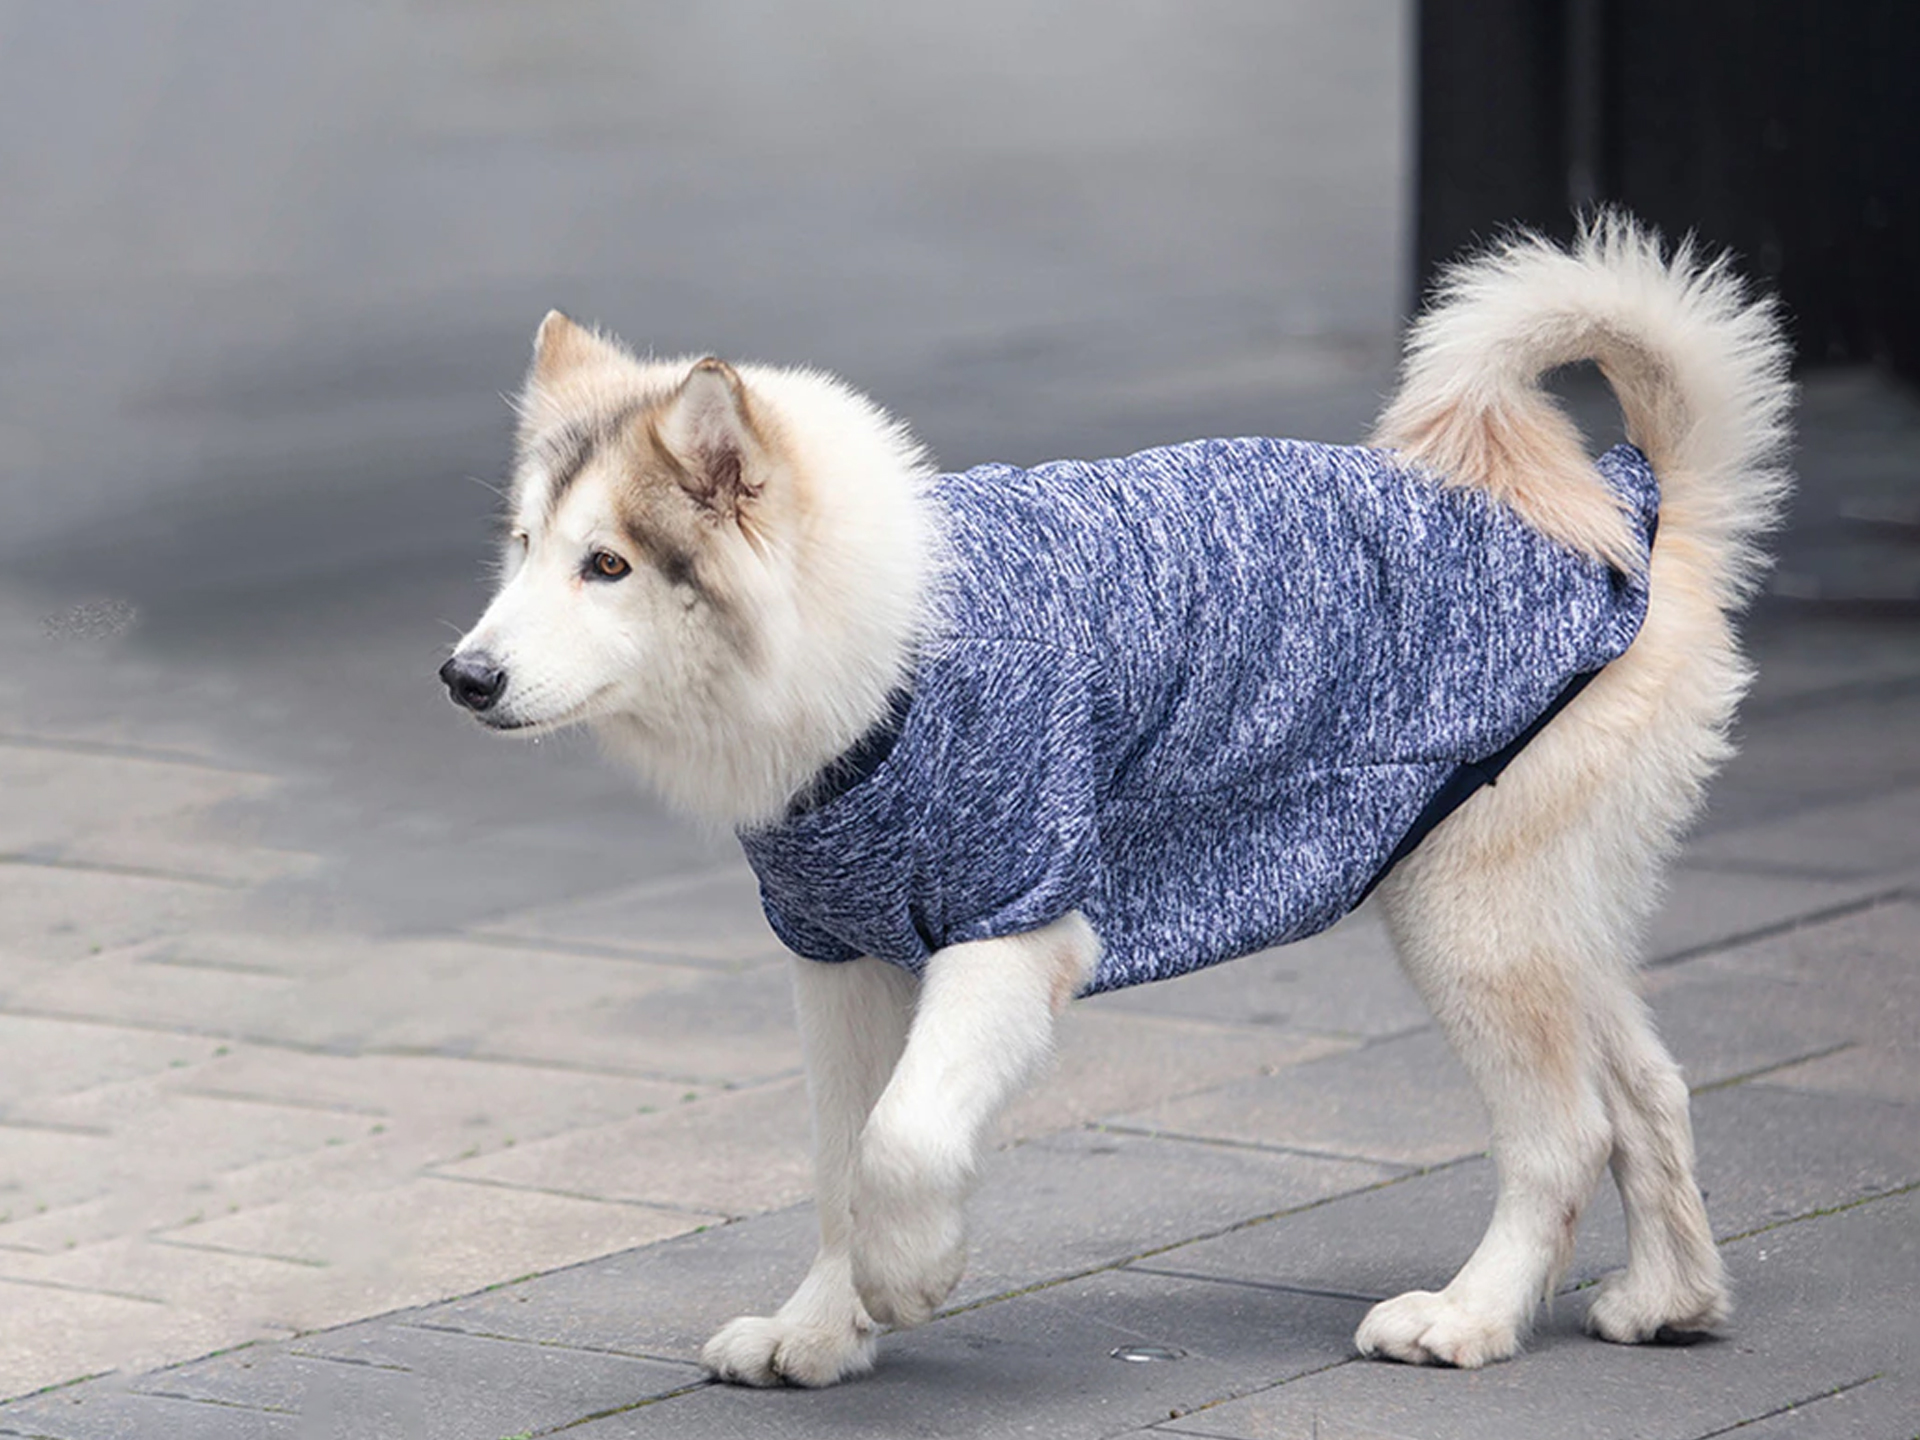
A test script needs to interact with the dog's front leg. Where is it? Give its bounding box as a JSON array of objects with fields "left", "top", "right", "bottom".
[
  {"left": 850, "top": 912, "right": 1100, "bottom": 1328},
  {"left": 703, "top": 955, "right": 916, "bottom": 1387}
]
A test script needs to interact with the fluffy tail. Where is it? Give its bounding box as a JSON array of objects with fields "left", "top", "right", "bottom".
[{"left": 1372, "top": 211, "right": 1794, "bottom": 606}]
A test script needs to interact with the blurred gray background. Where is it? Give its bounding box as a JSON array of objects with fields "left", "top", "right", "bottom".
[{"left": 0, "top": 1, "right": 1409, "bottom": 927}]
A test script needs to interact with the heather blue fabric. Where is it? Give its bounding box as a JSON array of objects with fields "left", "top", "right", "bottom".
[{"left": 738, "top": 439, "right": 1658, "bottom": 996}]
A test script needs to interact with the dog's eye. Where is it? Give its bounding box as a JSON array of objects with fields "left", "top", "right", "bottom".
[{"left": 587, "top": 549, "right": 631, "bottom": 581}]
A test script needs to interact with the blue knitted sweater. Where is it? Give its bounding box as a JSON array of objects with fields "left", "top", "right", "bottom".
[{"left": 739, "top": 438, "right": 1657, "bottom": 996}]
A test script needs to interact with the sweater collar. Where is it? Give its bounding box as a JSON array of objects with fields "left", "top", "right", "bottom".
[{"left": 784, "top": 687, "right": 913, "bottom": 819}]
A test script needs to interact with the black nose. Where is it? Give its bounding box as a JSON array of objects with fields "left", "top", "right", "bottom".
[{"left": 440, "top": 652, "right": 507, "bottom": 712}]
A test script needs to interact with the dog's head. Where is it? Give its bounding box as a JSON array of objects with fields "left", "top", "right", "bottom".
[
  {"left": 442, "top": 313, "right": 797, "bottom": 739},
  {"left": 442, "top": 314, "right": 932, "bottom": 823}
]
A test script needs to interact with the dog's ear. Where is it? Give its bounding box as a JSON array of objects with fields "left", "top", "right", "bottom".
[
  {"left": 528, "top": 310, "right": 624, "bottom": 388},
  {"left": 657, "top": 358, "right": 763, "bottom": 513}
]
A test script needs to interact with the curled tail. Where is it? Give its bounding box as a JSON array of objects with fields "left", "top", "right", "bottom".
[{"left": 1373, "top": 211, "right": 1794, "bottom": 606}]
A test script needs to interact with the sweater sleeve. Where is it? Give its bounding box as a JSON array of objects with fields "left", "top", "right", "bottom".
[
  {"left": 758, "top": 896, "right": 864, "bottom": 964},
  {"left": 924, "top": 638, "right": 1101, "bottom": 949}
]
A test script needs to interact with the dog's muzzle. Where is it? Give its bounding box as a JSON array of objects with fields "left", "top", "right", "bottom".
[{"left": 440, "top": 652, "right": 507, "bottom": 713}]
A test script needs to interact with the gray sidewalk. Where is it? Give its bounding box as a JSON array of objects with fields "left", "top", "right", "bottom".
[
  {"left": 3, "top": 643, "right": 1917, "bottom": 1438},
  {"left": 3, "top": 370, "right": 1918, "bottom": 1436}
]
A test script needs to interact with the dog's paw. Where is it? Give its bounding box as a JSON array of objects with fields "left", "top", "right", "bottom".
[
  {"left": 1583, "top": 1268, "right": 1730, "bottom": 1345},
  {"left": 702, "top": 1313, "right": 877, "bottom": 1388},
  {"left": 1355, "top": 1290, "right": 1522, "bottom": 1368},
  {"left": 848, "top": 1144, "right": 967, "bottom": 1328}
]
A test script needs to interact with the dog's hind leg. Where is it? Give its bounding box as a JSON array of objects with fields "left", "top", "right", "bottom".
[
  {"left": 849, "top": 912, "right": 1100, "bottom": 1329},
  {"left": 1357, "top": 844, "right": 1619, "bottom": 1368},
  {"left": 703, "top": 955, "right": 917, "bottom": 1387},
  {"left": 1586, "top": 989, "right": 1728, "bottom": 1342}
]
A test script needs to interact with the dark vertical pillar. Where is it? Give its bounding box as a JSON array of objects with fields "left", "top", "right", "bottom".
[
  {"left": 1415, "top": 0, "right": 1920, "bottom": 377},
  {"left": 1413, "top": 0, "right": 1572, "bottom": 283}
]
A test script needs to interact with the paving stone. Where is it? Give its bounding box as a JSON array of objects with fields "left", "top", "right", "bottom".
[
  {"left": 417, "top": 1208, "right": 822, "bottom": 1360},
  {"left": 956, "top": 1130, "right": 1399, "bottom": 1308},
  {"left": 562, "top": 1267, "right": 1366, "bottom": 1439},
  {"left": 0, "top": 746, "right": 270, "bottom": 858},
  {"left": 1001, "top": 1011, "right": 1356, "bottom": 1141},
  {"left": 1762, "top": 1042, "right": 1920, "bottom": 1106},
  {"left": 0, "top": 1386, "right": 300, "bottom": 1440},
  {"left": 54, "top": 827, "right": 319, "bottom": 891},
  {"left": 165, "top": 1045, "right": 690, "bottom": 1139},
  {"left": 421, "top": 1130, "right": 1396, "bottom": 1367},
  {"left": 436, "top": 1078, "right": 814, "bottom": 1217},
  {"left": 0, "top": 1015, "right": 210, "bottom": 1110},
  {"left": 139, "top": 1321, "right": 701, "bottom": 1440},
  {"left": 1693, "top": 1083, "right": 1920, "bottom": 1230},
  {"left": 1, "top": 1081, "right": 375, "bottom": 1238},
  {"left": 8, "top": 935, "right": 799, "bottom": 1083},
  {"left": 1159, "top": 1189, "right": 1920, "bottom": 1440},
  {"left": 1105, "top": 1027, "right": 1484, "bottom": 1168},
  {"left": 1135, "top": 1081, "right": 1920, "bottom": 1308},
  {"left": 1685, "top": 784, "right": 1920, "bottom": 881},
  {"left": 1639, "top": 965, "right": 1862, "bottom": 1089},
  {"left": 1739, "top": 622, "right": 1920, "bottom": 710},
  {"left": 0, "top": 1240, "right": 303, "bottom": 1401},
  {"left": 475, "top": 862, "right": 788, "bottom": 967},
  {"left": 1085, "top": 908, "right": 1434, "bottom": 1040},
  {"left": 138, "top": 1176, "right": 714, "bottom": 1334},
  {"left": 1726, "top": 1374, "right": 1920, "bottom": 1439},
  {"left": 1700, "top": 691, "right": 1920, "bottom": 839},
  {"left": 0, "top": 1280, "right": 218, "bottom": 1403},
  {"left": 472, "top": 957, "right": 803, "bottom": 1085},
  {"left": 1644, "top": 865, "right": 1889, "bottom": 962},
  {"left": 0, "top": 866, "right": 236, "bottom": 963},
  {"left": 1657, "top": 900, "right": 1920, "bottom": 1056}
]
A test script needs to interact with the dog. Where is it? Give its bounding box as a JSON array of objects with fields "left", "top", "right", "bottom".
[{"left": 441, "top": 215, "right": 1791, "bottom": 1385}]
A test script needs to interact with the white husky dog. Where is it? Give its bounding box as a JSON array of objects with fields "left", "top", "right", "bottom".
[{"left": 442, "top": 216, "right": 1791, "bottom": 1386}]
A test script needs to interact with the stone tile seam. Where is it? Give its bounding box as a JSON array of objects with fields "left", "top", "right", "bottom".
[
  {"left": 136, "top": 953, "right": 296, "bottom": 978},
  {"left": 1123, "top": 1263, "right": 1383, "bottom": 1306},
  {"left": 1091, "top": 1122, "right": 1438, "bottom": 1172},
  {"left": 274, "top": 1348, "right": 408, "bottom": 1373},
  {"left": 1648, "top": 886, "right": 1912, "bottom": 968},
  {"left": 537, "top": 1375, "right": 718, "bottom": 1436},
  {"left": 0, "top": 1007, "right": 356, "bottom": 1057},
  {"left": 395, "top": 1319, "right": 709, "bottom": 1373},
  {"left": 0, "top": 731, "right": 268, "bottom": 775},
  {"left": 0, "top": 1006, "right": 787, "bottom": 1087},
  {"left": 420, "top": 1168, "right": 736, "bottom": 1223},
  {"left": 362, "top": 1045, "right": 796, "bottom": 1090},
  {"left": 121, "top": 1386, "right": 296, "bottom": 1417},
  {"left": 1715, "top": 1177, "right": 1920, "bottom": 1247},
  {"left": 0, "top": 1118, "right": 112, "bottom": 1138},
  {"left": 1677, "top": 854, "right": 1898, "bottom": 882},
  {"left": 148, "top": 1235, "right": 329, "bottom": 1269},
  {"left": 1743, "top": 669, "right": 1920, "bottom": 720},
  {"left": 0, "top": 852, "right": 245, "bottom": 890},
  {"left": 1687, "top": 1039, "right": 1859, "bottom": 1095},
  {"left": 164, "top": 1085, "right": 388, "bottom": 1117},
  {"left": 1147, "top": 1353, "right": 1364, "bottom": 1437},
  {"left": 454, "top": 928, "right": 777, "bottom": 973},
  {"left": 1685, "top": 1371, "right": 1886, "bottom": 1440},
  {"left": 935, "top": 1162, "right": 1912, "bottom": 1346},
  {"left": 1693, "top": 780, "right": 1920, "bottom": 847},
  {"left": 934, "top": 1160, "right": 1475, "bottom": 1324},
  {"left": 0, "top": 1272, "right": 166, "bottom": 1306}
]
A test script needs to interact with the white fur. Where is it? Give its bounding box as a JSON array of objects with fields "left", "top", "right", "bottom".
[{"left": 446, "top": 214, "right": 1790, "bottom": 1383}]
